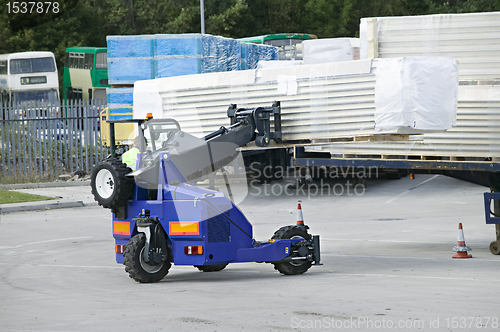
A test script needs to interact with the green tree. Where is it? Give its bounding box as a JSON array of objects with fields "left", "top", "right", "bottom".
[
  {"left": 1, "top": 0, "right": 499, "bottom": 93},
  {"left": 205, "top": 0, "right": 249, "bottom": 37}
]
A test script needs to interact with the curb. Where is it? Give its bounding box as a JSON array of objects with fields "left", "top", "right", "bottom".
[
  {"left": 0, "top": 181, "right": 91, "bottom": 190},
  {"left": 0, "top": 200, "right": 99, "bottom": 214}
]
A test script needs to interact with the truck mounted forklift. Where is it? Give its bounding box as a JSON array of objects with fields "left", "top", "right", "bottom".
[{"left": 90, "top": 102, "right": 321, "bottom": 283}]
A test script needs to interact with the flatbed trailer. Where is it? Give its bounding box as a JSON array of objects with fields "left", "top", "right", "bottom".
[{"left": 289, "top": 146, "right": 500, "bottom": 255}]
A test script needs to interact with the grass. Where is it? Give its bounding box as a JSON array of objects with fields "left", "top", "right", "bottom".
[
  {"left": 0, "top": 173, "right": 55, "bottom": 185},
  {"left": 0, "top": 189, "right": 55, "bottom": 204}
]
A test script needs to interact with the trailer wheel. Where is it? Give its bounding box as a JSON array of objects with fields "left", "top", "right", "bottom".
[
  {"left": 90, "top": 158, "right": 134, "bottom": 209},
  {"left": 490, "top": 241, "right": 500, "bottom": 255},
  {"left": 271, "top": 226, "right": 313, "bottom": 275},
  {"left": 123, "top": 233, "right": 171, "bottom": 283},
  {"left": 194, "top": 264, "right": 228, "bottom": 272},
  {"left": 386, "top": 173, "right": 402, "bottom": 180}
]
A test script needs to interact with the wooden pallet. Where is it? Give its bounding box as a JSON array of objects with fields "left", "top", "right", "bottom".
[{"left": 111, "top": 84, "right": 134, "bottom": 88}]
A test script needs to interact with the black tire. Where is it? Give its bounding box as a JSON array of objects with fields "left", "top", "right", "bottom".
[
  {"left": 194, "top": 264, "right": 228, "bottom": 272},
  {"left": 352, "top": 177, "right": 367, "bottom": 189},
  {"left": 271, "top": 226, "right": 313, "bottom": 275},
  {"left": 123, "top": 233, "right": 172, "bottom": 283},
  {"left": 90, "top": 158, "right": 134, "bottom": 209},
  {"left": 490, "top": 241, "right": 500, "bottom": 255},
  {"left": 386, "top": 173, "right": 402, "bottom": 180}
]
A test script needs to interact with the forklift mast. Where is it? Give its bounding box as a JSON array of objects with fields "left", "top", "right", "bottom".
[{"left": 110, "top": 102, "right": 282, "bottom": 183}]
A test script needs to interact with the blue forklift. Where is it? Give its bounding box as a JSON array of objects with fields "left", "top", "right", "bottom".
[{"left": 90, "top": 102, "right": 321, "bottom": 283}]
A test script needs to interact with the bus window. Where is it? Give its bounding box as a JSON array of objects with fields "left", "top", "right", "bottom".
[
  {"left": 96, "top": 52, "right": 107, "bottom": 69},
  {"left": 10, "top": 59, "right": 32, "bottom": 74},
  {"left": 68, "top": 52, "right": 85, "bottom": 69},
  {"left": 84, "top": 53, "right": 94, "bottom": 70},
  {"left": 93, "top": 88, "right": 106, "bottom": 102},
  {"left": 32, "top": 57, "right": 56, "bottom": 72},
  {"left": 78, "top": 53, "right": 84, "bottom": 69},
  {"left": 10, "top": 57, "right": 55, "bottom": 74},
  {"left": 264, "top": 39, "right": 305, "bottom": 60},
  {"left": 0, "top": 60, "right": 7, "bottom": 74},
  {"left": 12, "top": 89, "right": 59, "bottom": 104}
]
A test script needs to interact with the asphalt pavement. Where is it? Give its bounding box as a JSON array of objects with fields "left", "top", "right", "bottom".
[{"left": 1, "top": 174, "right": 499, "bottom": 332}]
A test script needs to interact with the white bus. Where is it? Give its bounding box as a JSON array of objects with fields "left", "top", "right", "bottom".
[{"left": 0, "top": 51, "right": 60, "bottom": 105}]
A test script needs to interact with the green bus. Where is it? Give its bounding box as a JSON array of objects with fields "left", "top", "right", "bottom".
[
  {"left": 63, "top": 47, "right": 110, "bottom": 102},
  {"left": 239, "top": 33, "right": 317, "bottom": 61}
]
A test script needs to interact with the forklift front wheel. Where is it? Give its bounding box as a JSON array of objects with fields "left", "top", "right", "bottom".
[
  {"left": 123, "top": 233, "right": 172, "bottom": 283},
  {"left": 271, "top": 226, "right": 313, "bottom": 275}
]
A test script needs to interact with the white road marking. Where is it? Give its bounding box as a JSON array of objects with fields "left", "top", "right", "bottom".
[
  {"left": 0, "top": 262, "right": 122, "bottom": 269},
  {"left": 321, "top": 237, "right": 449, "bottom": 244},
  {"left": 325, "top": 272, "right": 500, "bottom": 282},
  {"left": 323, "top": 253, "right": 500, "bottom": 262},
  {"left": 385, "top": 175, "right": 440, "bottom": 204},
  {"left": 0, "top": 236, "right": 93, "bottom": 250}
]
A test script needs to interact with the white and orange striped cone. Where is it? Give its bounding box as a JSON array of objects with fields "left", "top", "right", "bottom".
[
  {"left": 297, "top": 201, "right": 304, "bottom": 225},
  {"left": 452, "top": 223, "right": 472, "bottom": 259}
]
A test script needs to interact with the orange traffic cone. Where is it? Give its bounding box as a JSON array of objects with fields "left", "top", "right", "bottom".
[
  {"left": 452, "top": 223, "right": 472, "bottom": 259},
  {"left": 296, "top": 201, "right": 304, "bottom": 225}
]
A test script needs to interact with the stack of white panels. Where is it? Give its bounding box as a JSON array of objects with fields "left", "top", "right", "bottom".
[
  {"left": 310, "top": 85, "right": 500, "bottom": 158},
  {"left": 360, "top": 11, "right": 500, "bottom": 81},
  {"left": 134, "top": 58, "right": 457, "bottom": 140},
  {"left": 302, "top": 38, "right": 360, "bottom": 64},
  {"left": 134, "top": 60, "right": 378, "bottom": 140}
]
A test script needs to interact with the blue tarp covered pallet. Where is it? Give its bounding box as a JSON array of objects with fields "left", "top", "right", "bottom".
[
  {"left": 240, "top": 43, "right": 279, "bottom": 70},
  {"left": 107, "top": 34, "right": 249, "bottom": 84},
  {"left": 106, "top": 88, "right": 133, "bottom": 120},
  {"left": 107, "top": 35, "right": 155, "bottom": 84}
]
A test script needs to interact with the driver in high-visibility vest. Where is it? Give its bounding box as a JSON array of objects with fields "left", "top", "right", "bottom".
[{"left": 121, "top": 136, "right": 141, "bottom": 170}]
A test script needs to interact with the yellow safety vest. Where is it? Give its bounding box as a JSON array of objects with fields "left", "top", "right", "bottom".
[{"left": 121, "top": 147, "right": 140, "bottom": 170}]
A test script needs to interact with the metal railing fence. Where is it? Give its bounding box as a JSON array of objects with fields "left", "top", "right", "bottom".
[{"left": 0, "top": 99, "right": 109, "bottom": 183}]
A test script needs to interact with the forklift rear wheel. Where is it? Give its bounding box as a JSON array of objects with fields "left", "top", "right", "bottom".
[
  {"left": 90, "top": 158, "right": 134, "bottom": 209},
  {"left": 271, "top": 226, "right": 313, "bottom": 275},
  {"left": 123, "top": 233, "right": 171, "bottom": 283},
  {"left": 490, "top": 241, "right": 500, "bottom": 255},
  {"left": 194, "top": 264, "right": 228, "bottom": 272}
]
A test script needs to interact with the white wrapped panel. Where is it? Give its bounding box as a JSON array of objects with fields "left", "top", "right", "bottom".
[
  {"left": 134, "top": 60, "right": 378, "bottom": 140},
  {"left": 312, "top": 86, "right": 500, "bottom": 158},
  {"left": 256, "top": 60, "right": 302, "bottom": 69},
  {"left": 360, "top": 11, "right": 500, "bottom": 80},
  {"left": 375, "top": 57, "right": 458, "bottom": 131},
  {"left": 303, "top": 38, "right": 360, "bottom": 64},
  {"left": 134, "top": 58, "right": 457, "bottom": 142}
]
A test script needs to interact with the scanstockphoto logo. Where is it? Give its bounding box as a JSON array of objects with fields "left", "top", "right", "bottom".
[
  {"left": 248, "top": 162, "right": 379, "bottom": 198},
  {"left": 291, "top": 316, "right": 500, "bottom": 330},
  {"left": 249, "top": 178, "right": 366, "bottom": 198}
]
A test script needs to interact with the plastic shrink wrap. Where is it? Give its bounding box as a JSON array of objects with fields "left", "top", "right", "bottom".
[
  {"left": 108, "top": 34, "right": 249, "bottom": 82},
  {"left": 240, "top": 43, "right": 279, "bottom": 70},
  {"left": 375, "top": 57, "right": 458, "bottom": 131},
  {"left": 107, "top": 35, "right": 155, "bottom": 84},
  {"left": 256, "top": 60, "right": 301, "bottom": 69},
  {"left": 154, "top": 34, "right": 206, "bottom": 79},
  {"left": 359, "top": 12, "right": 500, "bottom": 81},
  {"left": 302, "top": 38, "right": 360, "bottom": 64},
  {"left": 108, "top": 33, "right": 280, "bottom": 83},
  {"left": 106, "top": 88, "right": 134, "bottom": 120},
  {"left": 133, "top": 57, "right": 459, "bottom": 139},
  {"left": 154, "top": 34, "right": 240, "bottom": 78}
]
